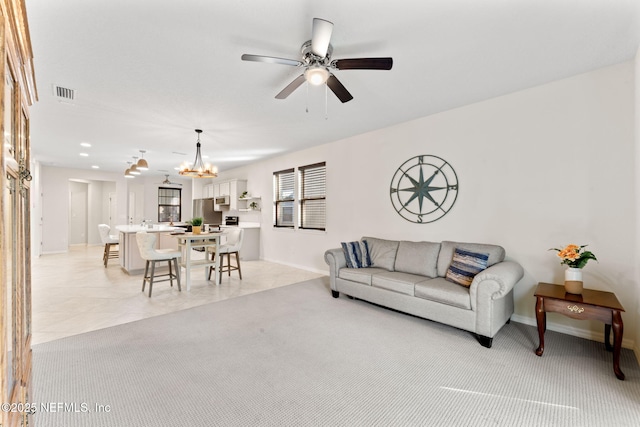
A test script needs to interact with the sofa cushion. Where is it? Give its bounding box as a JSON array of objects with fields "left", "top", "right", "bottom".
[
  {"left": 371, "top": 271, "right": 426, "bottom": 296},
  {"left": 339, "top": 267, "right": 388, "bottom": 285},
  {"left": 437, "top": 241, "right": 505, "bottom": 277},
  {"left": 415, "top": 277, "right": 472, "bottom": 310},
  {"left": 362, "top": 237, "right": 399, "bottom": 271},
  {"left": 394, "top": 241, "right": 440, "bottom": 278},
  {"left": 445, "top": 248, "right": 489, "bottom": 287},
  {"left": 341, "top": 240, "right": 371, "bottom": 268}
]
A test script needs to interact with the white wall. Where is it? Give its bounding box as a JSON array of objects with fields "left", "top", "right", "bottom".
[{"left": 215, "top": 61, "right": 637, "bottom": 348}]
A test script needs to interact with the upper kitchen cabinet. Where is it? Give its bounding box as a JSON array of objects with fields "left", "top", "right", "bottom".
[
  {"left": 212, "top": 179, "right": 246, "bottom": 211},
  {"left": 0, "top": 1, "right": 38, "bottom": 427}
]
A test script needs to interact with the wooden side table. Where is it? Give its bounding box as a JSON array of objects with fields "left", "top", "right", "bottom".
[{"left": 534, "top": 282, "right": 625, "bottom": 380}]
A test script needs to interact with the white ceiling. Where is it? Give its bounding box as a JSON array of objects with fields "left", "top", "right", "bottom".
[{"left": 25, "top": 0, "right": 640, "bottom": 177}]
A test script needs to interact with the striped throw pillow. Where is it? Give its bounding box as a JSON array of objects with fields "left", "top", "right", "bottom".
[
  {"left": 341, "top": 240, "right": 372, "bottom": 269},
  {"left": 445, "top": 248, "right": 489, "bottom": 287}
]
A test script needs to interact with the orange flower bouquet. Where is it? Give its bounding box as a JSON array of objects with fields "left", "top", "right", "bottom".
[{"left": 549, "top": 244, "right": 597, "bottom": 269}]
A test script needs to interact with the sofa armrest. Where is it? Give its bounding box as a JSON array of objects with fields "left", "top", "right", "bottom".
[
  {"left": 471, "top": 261, "right": 524, "bottom": 300},
  {"left": 324, "top": 248, "right": 347, "bottom": 291},
  {"left": 470, "top": 261, "right": 524, "bottom": 337}
]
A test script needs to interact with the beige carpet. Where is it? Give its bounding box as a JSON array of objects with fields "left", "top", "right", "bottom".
[{"left": 32, "top": 277, "right": 640, "bottom": 426}]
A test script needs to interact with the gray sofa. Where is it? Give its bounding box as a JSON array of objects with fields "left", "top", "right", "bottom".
[{"left": 324, "top": 237, "right": 524, "bottom": 347}]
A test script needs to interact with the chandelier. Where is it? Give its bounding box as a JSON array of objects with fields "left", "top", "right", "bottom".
[{"left": 179, "top": 129, "right": 218, "bottom": 178}]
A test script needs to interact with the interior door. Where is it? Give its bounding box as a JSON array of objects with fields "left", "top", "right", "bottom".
[
  {"left": 1, "top": 11, "right": 37, "bottom": 422},
  {"left": 69, "top": 181, "right": 88, "bottom": 245}
]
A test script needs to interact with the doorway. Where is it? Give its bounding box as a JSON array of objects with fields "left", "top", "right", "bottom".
[
  {"left": 68, "top": 179, "right": 117, "bottom": 247},
  {"left": 69, "top": 181, "right": 88, "bottom": 245}
]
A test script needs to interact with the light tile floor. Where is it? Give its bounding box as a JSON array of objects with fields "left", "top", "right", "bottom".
[{"left": 31, "top": 245, "right": 324, "bottom": 345}]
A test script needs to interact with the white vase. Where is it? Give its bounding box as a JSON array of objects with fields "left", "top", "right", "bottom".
[{"left": 564, "top": 267, "right": 583, "bottom": 294}]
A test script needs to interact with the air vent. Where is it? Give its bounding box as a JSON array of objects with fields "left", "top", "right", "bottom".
[{"left": 52, "top": 84, "right": 75, "bottom": 101}]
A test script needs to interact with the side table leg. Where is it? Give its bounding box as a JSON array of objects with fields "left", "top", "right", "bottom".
[
  {"left": 535, "top": 296, "right": 545, "bottom": 356},
  {"left": 612, "top": 310, "right": 625, "bottom": 380},
  {"left": 604, "top": 324, "right": 613, "bottom": 352}
]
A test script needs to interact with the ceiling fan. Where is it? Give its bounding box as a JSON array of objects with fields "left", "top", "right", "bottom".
[
  {"left": 241, "top": 18, "right": 393, "bottom": 103},
  {"left": 158, "top": 175, "right": 182, "bottom": 186}
]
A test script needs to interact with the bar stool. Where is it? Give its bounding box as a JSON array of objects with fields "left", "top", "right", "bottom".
[
  {"left": 135, "top": 231, "right": 181, "bottom": 297},
  {"left": 208, "top": 228, "right": 244, "bottom": 282},
  {"left": 98, "top": 224, "right": 119, "bottom": 267}
]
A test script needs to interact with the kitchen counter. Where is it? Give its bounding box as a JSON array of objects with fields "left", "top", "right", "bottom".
[
  {"left": 116, "top": 224, "right": 181, "bottom": 233},
  {"left": 116, "top": 225, "right": 182, "bottom": 274},
  {"left": 220, "top": 222, "right": 261, "bottom": 229}
]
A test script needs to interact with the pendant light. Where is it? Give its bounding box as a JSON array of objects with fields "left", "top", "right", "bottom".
[
  {"left": 124, "top": 162, "right": 135, "bottom": 178},
  {"left": 129, "top": 157, "right": 141, "bottom": 175},
  {"left": 178, "top": 129, "right": 218, "bottom": 178},
  {"left": 136, "top": 150, "right": 149, "bottom": 171}
]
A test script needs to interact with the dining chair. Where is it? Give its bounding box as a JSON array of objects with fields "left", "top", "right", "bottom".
[
  {"left": 135, "top": 231, "right": 181, "bottom": 297},
  {"left": 98, "top": 224, "right": 119, "bottom": 267},
  {"left": 208, "top": 228, "right": 244, "bottom": 282}
]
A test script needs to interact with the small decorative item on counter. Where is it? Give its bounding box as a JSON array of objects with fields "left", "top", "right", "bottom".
[
  {"left": 188, "top": 217, "right": 204, "bottom": 234},
  {"left": 549, "top": 244, "right": 597, "bottom": 294}
]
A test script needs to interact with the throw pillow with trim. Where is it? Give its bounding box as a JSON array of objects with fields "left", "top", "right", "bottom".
[
  {"left": 445, "top": 248, "right": 489, "bottom": 287},
  {"left": 341, "top": 240, "right": 371, "bottom": 269}
]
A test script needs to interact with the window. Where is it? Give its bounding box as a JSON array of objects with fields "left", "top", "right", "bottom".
[
  {"left": 273, "top": 162, "right": 327, "bottom": 231},
  {"left": 158, "top": 187, "right": 181, "bottom": 223},
  {"left": 273, "top": 168, "right": 294, "bottom": 228},
  {"left": 298, "top": 162, "right": 326, "bottom": 230}
]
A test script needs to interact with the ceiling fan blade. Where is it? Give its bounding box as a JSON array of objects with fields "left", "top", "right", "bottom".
[
  {"left": 275, "top": 74, "right": 306, "bottom": 99},
  {"left": 241, "top": 54, "right": 303, "bottom": 67},
  {"left": 333, "top": 57, "right": 393, "bottom": 70},
  {"left": 326, "top": 75, "right": 353, "bottom": 103},
  {"left": 311, "top": 18, "right": 334, "bottom": 58}
]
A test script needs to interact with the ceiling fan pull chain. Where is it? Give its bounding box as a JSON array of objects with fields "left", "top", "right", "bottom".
[
  {"left": 325, "top": 82, "right": 328, "bottom": 120},
  {"left": 306, "top": 81, "right": 309, "bottom": 113}
]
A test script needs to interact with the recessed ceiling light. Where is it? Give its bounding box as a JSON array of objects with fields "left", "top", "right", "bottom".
[
  {"left": 79, "top": 153, "right": 89, "bottom": 157},
  {"left": 80, "top": 142, "right": 91, "bottom": 147},
  {"left": 91, "top": 165, "right": 100, "bottom": 169}
]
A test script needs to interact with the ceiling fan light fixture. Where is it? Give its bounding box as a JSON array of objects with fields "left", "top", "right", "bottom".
[
  {"left": 305, "top": 65, "right": 329, "bottom": 86},
  {"left": 179, "top": 129, "right": 218, "bottom": 179}
]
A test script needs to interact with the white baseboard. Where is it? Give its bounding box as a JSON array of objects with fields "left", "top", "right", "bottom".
[
  {"left": 511, "top": 314, "right": 635, "bottom": 350},
  {"left": 40, "top": 250, "right": 68, "bottom": 255},
  {"left": 260, "top": 257, "right": 328, "bottom": 276}
]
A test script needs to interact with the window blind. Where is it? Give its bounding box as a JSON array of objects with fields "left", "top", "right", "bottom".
[
  {"left": 273, "top": 168, "right": 295, "bottom": 228},
  {"left": 299, "top": 162, "right": 326, "bottom": 230}
]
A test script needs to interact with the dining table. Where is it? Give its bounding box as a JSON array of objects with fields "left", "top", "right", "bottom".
[{"left": 172, "top": 231, "right": 223, "bottom": 290}]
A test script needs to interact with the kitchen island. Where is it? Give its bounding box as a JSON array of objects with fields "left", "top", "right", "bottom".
[
  {"left": 116, "top": 225, "right": 181, "bottom": 275},
  {"left": 219, "top": 222, "right": 261, "bottom": 260}
]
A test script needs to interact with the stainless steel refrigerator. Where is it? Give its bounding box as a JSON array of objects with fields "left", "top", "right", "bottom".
[{"left": 192, "top": 198, "right": 222, "bottom": 225}]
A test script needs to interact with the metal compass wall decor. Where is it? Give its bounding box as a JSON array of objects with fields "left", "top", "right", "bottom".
[{"left": 389, "top": 155, "right": 459, "bottom": 223}]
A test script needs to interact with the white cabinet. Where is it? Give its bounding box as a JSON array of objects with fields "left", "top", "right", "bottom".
[
  {"left": 203, "top": 184, "right": 214, "bottom": 198},
  {"left": 220, "top": 225, "right": 260, "bottom": 260},
  {"left": 212, "top": 179, "right": 247, "bottom": 211},
  {"left": 229, "top": 180, "right": 246, "bottom": 211},
  {"left": 220, "top": 181, "right": 230, "bottom": 196}
]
